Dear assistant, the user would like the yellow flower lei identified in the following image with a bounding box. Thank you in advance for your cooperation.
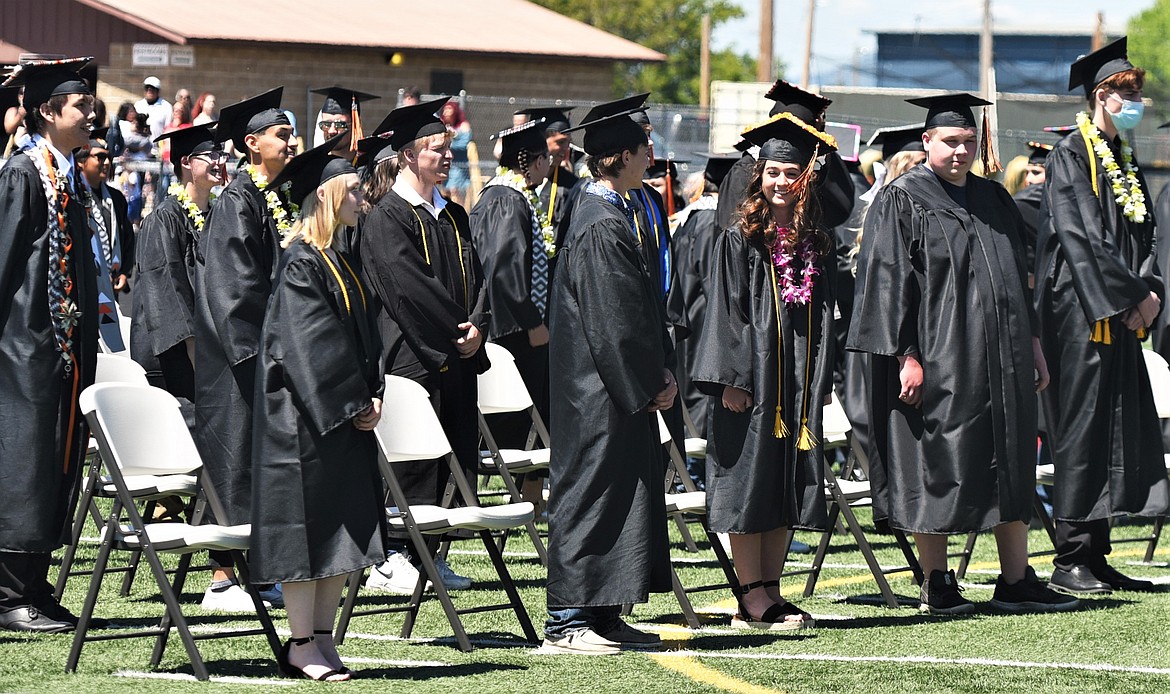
[244,164,300,234]
[493,166,556,257]
[168,182,214,233]
[1076,111,1147,223]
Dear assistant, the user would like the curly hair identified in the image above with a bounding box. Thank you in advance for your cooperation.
[734,157,829,255]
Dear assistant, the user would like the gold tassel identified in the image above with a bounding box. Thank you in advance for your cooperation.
[1137,326,1148,340]
[773,407,790,439]
[796,422,818,451]
[1090,320,1103,343]
[1103,320,1112,345]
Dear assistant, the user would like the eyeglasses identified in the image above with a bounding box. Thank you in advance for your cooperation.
[318,121,350,132]
[192,152,229,165]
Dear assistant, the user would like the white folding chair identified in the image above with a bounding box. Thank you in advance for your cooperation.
[476,341,550,563]
[335,375,538,652]
[66,383,279,681]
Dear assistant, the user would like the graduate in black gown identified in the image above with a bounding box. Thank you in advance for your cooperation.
[543,96,677,655]
[515,106,581,267]
[194,88,296,529]
[667,153,738,437]
[75,128,134,316]
[251,141,384,682]
[849,93,1078,615]
[1036,39,1168,595]
[1011,141,1053,277]
[0,58,101,633]
[470,119,553,448]
[309,85,379,159]
[358,98,488,591]
[131,124,222,406]
[693,114,835,630]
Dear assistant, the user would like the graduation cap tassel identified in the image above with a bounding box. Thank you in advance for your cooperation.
[979,107,1001,175]
[664,158,676,218]
[349,96,363,157]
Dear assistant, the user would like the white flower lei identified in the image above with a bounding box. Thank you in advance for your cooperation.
[1076,111,1147,223]
[491,166,556,257]
[243,164,300,234]
[167,182,214,233]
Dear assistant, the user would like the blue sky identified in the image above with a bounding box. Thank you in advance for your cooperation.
[713,0,1156,86]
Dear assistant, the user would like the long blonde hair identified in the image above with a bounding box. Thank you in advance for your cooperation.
[282,173,358,250]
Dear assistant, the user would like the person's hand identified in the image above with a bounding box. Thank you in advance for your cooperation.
[1137,291,1161,329]
[1123,307,1145,332]
[454,322,483,357]
[649,369,677,411]
[1032,337,1050,393]
[112,274,127,291]
[897,354,923,407]
[354,398,382,431]
[528,324,550,347]
[722,386,753,413]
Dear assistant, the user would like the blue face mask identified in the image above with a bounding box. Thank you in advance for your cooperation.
[1108,93,1144,130]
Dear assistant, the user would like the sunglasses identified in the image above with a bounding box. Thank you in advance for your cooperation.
[318,121,350,132]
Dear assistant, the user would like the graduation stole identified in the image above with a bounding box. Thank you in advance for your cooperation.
[1075,112,1148,344]
[317,246,366,315]
[766,235,820,450]
[408,204,470,311]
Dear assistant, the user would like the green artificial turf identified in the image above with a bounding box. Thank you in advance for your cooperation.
[0,502,1166,693]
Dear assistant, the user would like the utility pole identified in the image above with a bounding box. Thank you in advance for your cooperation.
[700,14,711,108]
[978,0,993,99]
[1092,11,1104,50]
[758,0,773,82]
[800,0,816,89]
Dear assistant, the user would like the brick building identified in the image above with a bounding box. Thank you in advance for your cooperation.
[1,0,663,132]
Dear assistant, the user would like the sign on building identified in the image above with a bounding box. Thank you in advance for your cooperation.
[132,43,169,67]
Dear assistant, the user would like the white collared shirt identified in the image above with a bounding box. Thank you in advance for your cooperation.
[30,133,75,190]
[392,176,447,220]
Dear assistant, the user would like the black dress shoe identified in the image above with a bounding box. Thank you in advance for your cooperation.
[1095,563,1157,592]
[1049,565,1113,596]
[0,606,73,633]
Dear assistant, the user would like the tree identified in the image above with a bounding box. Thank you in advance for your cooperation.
[531,0,762,104]
[1129,1,1170,115]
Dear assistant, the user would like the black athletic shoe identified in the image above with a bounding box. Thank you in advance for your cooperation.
[919,569,975,615]
[990,567,1081,613]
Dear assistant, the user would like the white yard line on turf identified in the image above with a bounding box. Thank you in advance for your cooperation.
[342,656,451,667]
[656,651,1170,676]
[114,670,296,686]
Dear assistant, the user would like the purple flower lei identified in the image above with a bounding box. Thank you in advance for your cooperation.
[771,226,819,306]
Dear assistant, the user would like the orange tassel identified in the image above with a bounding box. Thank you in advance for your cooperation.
[980,107,1002,174]
[349,96,363,156]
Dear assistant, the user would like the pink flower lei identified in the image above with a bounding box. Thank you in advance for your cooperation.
[771,225,819,306]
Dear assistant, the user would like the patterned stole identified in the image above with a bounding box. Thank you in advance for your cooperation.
[81,179,124,351]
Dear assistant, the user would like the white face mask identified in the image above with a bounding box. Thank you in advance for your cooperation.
[1107,92,1144,130]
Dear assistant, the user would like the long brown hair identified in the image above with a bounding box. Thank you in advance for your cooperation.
[734,158,830,255]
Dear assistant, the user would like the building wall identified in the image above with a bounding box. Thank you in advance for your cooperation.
[97,42,615,145]
[0,0,162,63]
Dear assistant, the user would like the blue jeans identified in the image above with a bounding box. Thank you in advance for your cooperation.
[545,606,622,639]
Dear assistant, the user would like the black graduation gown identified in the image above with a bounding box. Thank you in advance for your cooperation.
[692,228,832,533]
[833,171,869,447]
[715,152,755,233]
[470,184,550,446]
[131,195,197,400]
[0,154,98,552]
[848,165,1037,534]
[1012,182,1043,273]
[546,191,672,609]
[359,190,489,500]
[1035,130,1169,522]
[666,198,718,433]
[250,242,387,583]
[192,174,282,525]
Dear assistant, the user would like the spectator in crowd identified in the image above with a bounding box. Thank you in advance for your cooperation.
[401,85,421,106]
[192,92,218,125]
[135,75,171,141]
[439,101,472,206]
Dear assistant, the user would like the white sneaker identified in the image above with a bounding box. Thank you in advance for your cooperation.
[258,583,284,608]
[364,553,429,595]
[200,584,271,613]
[434,557,472,590]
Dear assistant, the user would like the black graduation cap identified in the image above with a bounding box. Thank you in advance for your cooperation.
[696,152,740,187]
[215,87,288,152]
[1068,36,1133,97]
[644,157,686,180]
[1026,141,1054,166]
[733,138,753,152]
[867,123,926,160]
[311,86,380,115]
[492,118,548,162]
[355,133,396,169]
[2,57,92,109]
[514,106,574,133]
[267,134,356,206]
[0,85,20,115]
[764,79,831,123]
[563,93,650,157]
[905,92,992,129]
[740,112,837,166]
[86,126,109,149]
[155,123,219,176]
[380,96,450,150]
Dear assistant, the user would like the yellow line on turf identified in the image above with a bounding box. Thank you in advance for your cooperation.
[650,630,785,694]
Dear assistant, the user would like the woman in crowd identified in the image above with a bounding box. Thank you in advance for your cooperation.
[250,140,387,681]
[439,101,473,206]
[192,92,218,125]
[693,113,836,630]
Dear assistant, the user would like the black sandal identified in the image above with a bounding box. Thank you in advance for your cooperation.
[277,636,349,681]
[731,580,814,631]
[315,629,351,676]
